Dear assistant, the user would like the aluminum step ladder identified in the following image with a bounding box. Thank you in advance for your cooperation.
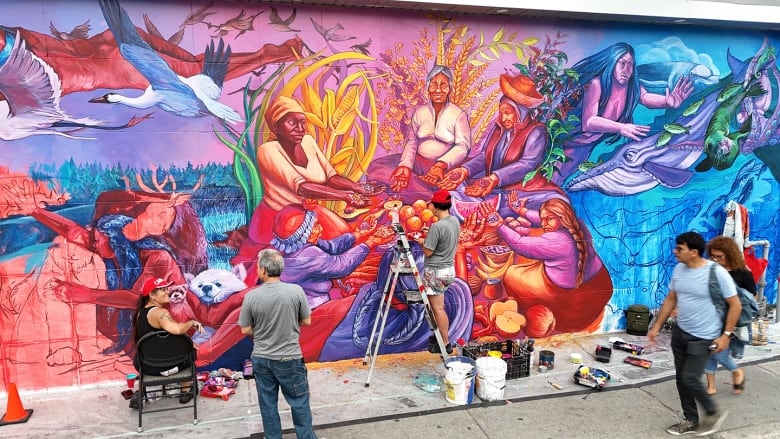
[363,222,451,387]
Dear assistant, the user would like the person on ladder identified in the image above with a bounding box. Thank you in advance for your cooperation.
[414,189,461,355]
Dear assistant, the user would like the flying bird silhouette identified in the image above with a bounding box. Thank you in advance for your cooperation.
[91,0,241,123]
[206,9,262,39]
[0,31,150,140]
[49,20,91,40]
[143,14,185,46]
[350,38,372,55]
[183,1,216,26]
[310,18,356,42]
[268,6,300,32]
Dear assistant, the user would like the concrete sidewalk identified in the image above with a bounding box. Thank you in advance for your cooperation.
[2,322,779,439]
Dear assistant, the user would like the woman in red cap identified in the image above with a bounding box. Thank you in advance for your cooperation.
[131,277,204,407]
[414,189,461,354]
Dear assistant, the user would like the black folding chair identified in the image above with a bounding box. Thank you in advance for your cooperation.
[134,331,198,432]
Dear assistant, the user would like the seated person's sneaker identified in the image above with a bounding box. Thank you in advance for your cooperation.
[129,393,141,410]
[666,419,697,435]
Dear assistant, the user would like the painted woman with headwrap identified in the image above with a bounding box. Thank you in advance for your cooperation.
[232,95,372,285]
[367,65,473,200]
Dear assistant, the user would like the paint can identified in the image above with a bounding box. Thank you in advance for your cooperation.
[444,356,476,405]
[569,353,583,364]
[475,357,507,401]
[538,350,555,370]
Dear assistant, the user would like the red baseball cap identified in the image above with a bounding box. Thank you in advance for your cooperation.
[141,278,174,296]
[430,189,452,204]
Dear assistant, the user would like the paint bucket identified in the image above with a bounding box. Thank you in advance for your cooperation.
[475,357,507,401]
[539,350,555,370]
[444,356,476,405]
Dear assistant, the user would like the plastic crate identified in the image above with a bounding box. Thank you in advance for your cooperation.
[461,340,530,380]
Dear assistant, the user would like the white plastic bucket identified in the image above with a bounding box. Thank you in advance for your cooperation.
[475,357,507,401]
[444,356,476,405]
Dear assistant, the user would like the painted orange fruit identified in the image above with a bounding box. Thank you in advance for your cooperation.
[412,199,427,214]
[399,205,415,222]
[406,216,423,232]
[420,208,434,223]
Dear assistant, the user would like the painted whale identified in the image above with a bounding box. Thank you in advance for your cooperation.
[567,42,776,196]
[564,96,719,196]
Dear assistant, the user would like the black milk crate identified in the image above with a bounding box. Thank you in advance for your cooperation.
[461,340,530,380]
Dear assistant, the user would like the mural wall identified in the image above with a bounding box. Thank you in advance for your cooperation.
[1,0,779,392]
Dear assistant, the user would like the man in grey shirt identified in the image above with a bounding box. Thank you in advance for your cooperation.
[239,249,318,439]
[415,189,460,354]
[648,231,739,436]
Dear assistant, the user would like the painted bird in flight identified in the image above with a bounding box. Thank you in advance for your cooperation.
[310,18,356,42]
[49,20,91,40]
[143,14,185,46]
[268,6,300,32]
[90,0,241,124]
[0,30,150,140]
[207,9,262,39]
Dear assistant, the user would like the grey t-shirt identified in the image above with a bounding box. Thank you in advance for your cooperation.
[669,260,737,340]
[423,214,460,269]
[238,281,311,360]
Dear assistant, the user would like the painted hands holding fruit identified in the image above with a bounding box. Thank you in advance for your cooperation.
[390,166,411,192]
[439,167,468,190]
[464,175,499,197]
[354,215,395,248]
[458,212,487,250]
[418,161,448,187]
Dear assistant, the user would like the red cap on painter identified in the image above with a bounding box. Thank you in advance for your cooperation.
[430,189,452,204]
[141,278,173,296]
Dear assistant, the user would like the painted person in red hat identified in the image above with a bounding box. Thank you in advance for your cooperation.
[131,277,205,407]
[441,74,548,197]
[414,189,461,354]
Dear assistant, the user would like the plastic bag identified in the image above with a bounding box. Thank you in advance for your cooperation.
[199,384,236,401]
[744,248,768,283]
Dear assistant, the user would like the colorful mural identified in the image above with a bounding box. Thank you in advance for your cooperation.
[0,0,778,391]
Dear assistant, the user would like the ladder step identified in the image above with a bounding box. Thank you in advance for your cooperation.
[403,290,423,303]
[391,264,416,274]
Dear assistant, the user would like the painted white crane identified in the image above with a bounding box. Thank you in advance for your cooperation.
[0,30,149,141]
[90,0,241,124]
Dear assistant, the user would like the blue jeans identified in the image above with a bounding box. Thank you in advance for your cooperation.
[252,357,317,439]
[704,348,738,374]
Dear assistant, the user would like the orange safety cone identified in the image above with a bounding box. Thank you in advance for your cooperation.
[0,383,33,426]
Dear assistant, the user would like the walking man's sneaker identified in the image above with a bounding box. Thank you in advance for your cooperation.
[696,410,728,436]
[666,419,698,435]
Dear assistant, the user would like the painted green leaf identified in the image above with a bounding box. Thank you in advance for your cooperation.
[493,27,504,42]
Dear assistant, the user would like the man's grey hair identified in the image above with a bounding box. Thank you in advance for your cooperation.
[426,65,454,87]
[257,249,284,277]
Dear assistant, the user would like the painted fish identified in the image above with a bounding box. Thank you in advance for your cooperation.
[656,131,673,147]
[682,97,705,116]
[663,123,690,135]
[578,160,602,172]
[717,83,742,103]
[696,82,765,172]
